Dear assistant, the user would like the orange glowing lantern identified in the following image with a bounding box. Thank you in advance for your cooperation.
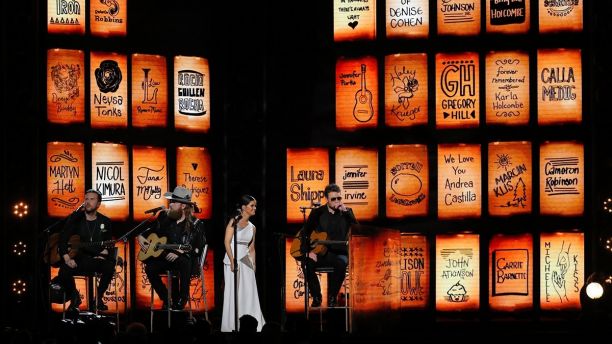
[539,0,583,33]
[400,233,429,309]
[90,52,128,128]
[51,266,88,312]
[189,248,215,312]
[285,237,328,313]
[385,53,428,127]
[488,141,532,216]
[438,144,481,219]
[336,56,378,130]
[92,142,129,221]
[489,233,533,311]
[437,0,481,36]
[436,52,480,128]
[334,0,376,41]
[177,147,212,219]
[485,51,529,126]
[386,0,429,38]
[47,142,85,217]
[386,144,429,218]
[436,234,480,311]
[174,56,210,133]
[90,0,127,37]
[132,146,168,221]
[486,0,530,34]
[47,0,85,35]
[101,240,131,314]
[336,147,378,221]
[287,148,329,223]
[131,54,168,128]
[47,49,85,124]
[540,141,584,216]
[540,232,584,310]
[537,49,582,125]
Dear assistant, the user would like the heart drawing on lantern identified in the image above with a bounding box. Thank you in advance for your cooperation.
[348,21,358,29]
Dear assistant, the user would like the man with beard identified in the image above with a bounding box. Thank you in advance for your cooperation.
[138,186,205,310]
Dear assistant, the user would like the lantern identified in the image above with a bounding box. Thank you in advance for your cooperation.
[436,52,480,129]
[486,0,530,34]
[90,52,128,128]
[335,147,378,221]
[334,0,376,41]
[92,142,129,221]
[47,49,85,124]
[47,142,85,217]
[538,0,583,33]
[101,240,130,314]
[385,53,428,127]
[132,146,168,221]
[485,51,530,126]
[386,144,429,218]
[90,0,127,37]
[177,147,212,219]
[400,233,429,309]
[540,232,584,310]
[386,0,429,38]
[537,49,582,125]
[174,56,210,133]
[488,141,532,216]
[190,249,215,312]
[540,141,584,216]
[131,54,168,128]
[47,0,85,35]
[285,237,328,313]
[286,148,329,223]
[336,56,378,130]
[437,0,481,36]
[438,144,481,219]
[436,234,480,311]
[489,233,533,311]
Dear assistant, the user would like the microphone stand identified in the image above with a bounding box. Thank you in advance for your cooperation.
[299,206,310,321]
[232,212,242,332]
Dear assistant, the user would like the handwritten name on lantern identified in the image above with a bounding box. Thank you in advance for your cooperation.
[336,56,378,130]
[174,56,210,133]
[334,0,376,41]
[189,248,215,312]
[177,147,212,219]
[489,234,533,311]
[336,147,378,220]
[436,234,480,311]
[131,54,167,128]
[539,0,583,33]
[47,0,85,35]
[90,52,127,128]
[537,49,582,125]
[286,148,329,223]
[132,146,167,221]
[92,142,129,221]
[436,52,480,128]
[400,234,429,309]
[488,141,532,216]
[385,53,428,127]
[540,232,584,310]
[438,144,481,219]
[437,0,481,36]
[540,141,584,216]
[486,0,529,34]
[386,0,429,38]
[285,238,328,313]
[90,0,127,37]
[47,142,85,217]
[47,49,85,124]
[386,144,429,218]
[485,51,529,125]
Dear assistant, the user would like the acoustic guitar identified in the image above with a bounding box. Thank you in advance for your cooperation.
[44,233,116,267]
[137,233,192,262]
[352,64,374,122]
[290,230,348,259]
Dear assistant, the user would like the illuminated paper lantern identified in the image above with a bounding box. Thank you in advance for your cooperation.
[51,266,89,312]
[177,147,212,219]
[285,237,328,313]
[540,141,584,216]
[131,54,168,128]
[174,56,211,133]
[90,52,128,128]
[386,144,428,218]
[400,233,429,310]
[485,51,529,126]
[47,0,85,35]
[436,234,480,311]
[540,232,584,310]
[489,233,533,311]
[486,0,529,34]
[537,49,582,125]
[101,240,131,314]
[132,146,168,222]
[539,0,583,33]
[90,0,127,37]
[437,0,481,36]
[286,148,329,223]
[336,147,378,221]
[436,52,480,128]
[386,0,429,38]
[488,141,532,216]
[92,142,129,221]
[385,53,428,127]
[47,49,85,124]
[47,142,85,217]
[334,0,376,41]
[336,56,378,130]
[438,144,481,219]
[189,249,215,312]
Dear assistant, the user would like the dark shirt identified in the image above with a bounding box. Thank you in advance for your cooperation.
[59,211,113,258]
[148,211,205,259]
[304,204,357,255]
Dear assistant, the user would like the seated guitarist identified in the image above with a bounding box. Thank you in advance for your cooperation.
[58,189,115,312]
[304,183,358,307]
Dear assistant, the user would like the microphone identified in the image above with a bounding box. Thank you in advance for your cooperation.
[144,206,166,214]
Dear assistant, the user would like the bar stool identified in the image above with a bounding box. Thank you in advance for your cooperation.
[307,266,351,332]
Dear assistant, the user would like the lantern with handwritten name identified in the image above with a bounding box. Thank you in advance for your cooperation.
[540,141,584,216]
[190,248,215,312]
[488,141,532,216]
[132,146,168,221]
[47,0,85,35]
[101,240,130,314]
[401,233,429,309]
[334,0,376,41]
[385,53,428,127]
[386,144,429,218]
[47,142,85,217]
[386,0,429,38]
[285,237,328,313]
[90,52,128,128]
[438,144,481,219]
[177,147,212,219]
[90,0,127,37]
[537,49,582,125]
[437,0,481,36]
[485,51,529,125]
[51,266,88,312]
[47,49,85,124]
[436,52,480,128]
[436,234,480,311]
[336,147,378,221]
[540,232,584,310]
[174,56,210,133]
[287,148,329,223]
[336,56,378,130]
[92,142,129,221]
[539,0,583,33]
[486,0,529,34]
[131,54,168,128]
[489,233,533,311]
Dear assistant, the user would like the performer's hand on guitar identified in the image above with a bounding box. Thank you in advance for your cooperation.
[308,252,318,262]
[63,254,77,268]
[137,235,150,252]
[166,252,179,262]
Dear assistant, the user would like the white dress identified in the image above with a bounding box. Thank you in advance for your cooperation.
[221,221,265,332]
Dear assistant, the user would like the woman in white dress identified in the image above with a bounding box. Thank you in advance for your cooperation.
[221,195,265,332]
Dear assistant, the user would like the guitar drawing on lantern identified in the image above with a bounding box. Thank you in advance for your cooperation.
[353,64,374,123]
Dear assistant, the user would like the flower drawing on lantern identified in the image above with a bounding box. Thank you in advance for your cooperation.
[51,64,81,99]
[447,281,467,302]
[95,60,122,93]
[392,67,419,109]
[100,0,120,17]
[552,241,571,303]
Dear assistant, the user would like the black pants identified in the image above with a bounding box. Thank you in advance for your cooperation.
[305,251,348,299]
[144,255,191,303]
[57,255,115,300]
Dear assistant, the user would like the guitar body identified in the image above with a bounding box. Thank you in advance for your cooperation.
[290,230,329,259]
[45,234,113,267]
[137,233,167,262]
[353,89,374,122]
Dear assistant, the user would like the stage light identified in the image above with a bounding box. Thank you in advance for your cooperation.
[11,280,27,295]
[581,272,612,318]
[12,242,27,256]
[13,202,29,218]
[586,282,604,300]
[603,198,612,214]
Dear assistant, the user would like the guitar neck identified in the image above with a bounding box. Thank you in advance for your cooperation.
[361,64,366,92]
[74,240,114,248]
[158,244,190,251]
